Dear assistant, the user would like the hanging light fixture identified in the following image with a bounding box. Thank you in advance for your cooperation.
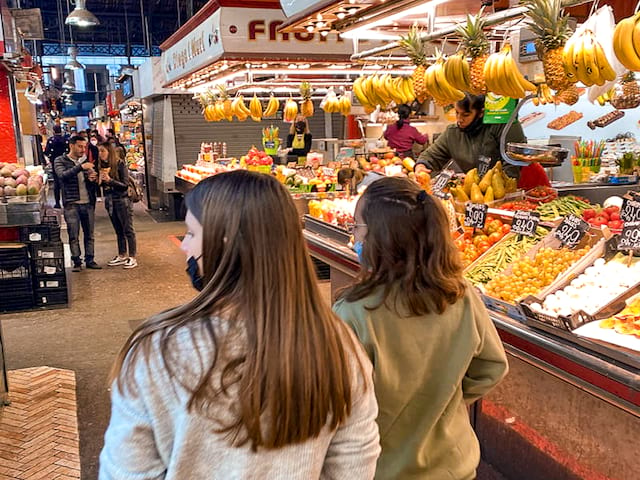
[65,46,84,70]
[62,71,75,90]
[65,0,100,27]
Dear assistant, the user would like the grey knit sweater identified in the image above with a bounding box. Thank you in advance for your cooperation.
[99,318,380,479]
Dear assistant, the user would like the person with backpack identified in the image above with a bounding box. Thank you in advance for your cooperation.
[98,142,138,269]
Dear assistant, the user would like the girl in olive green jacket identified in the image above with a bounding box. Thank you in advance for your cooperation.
[334,177,508,480]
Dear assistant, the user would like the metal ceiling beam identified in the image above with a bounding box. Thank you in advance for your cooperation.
[349,0,592,61]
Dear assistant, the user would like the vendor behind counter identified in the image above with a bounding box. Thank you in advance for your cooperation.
[383,104,428,159]
[285,116,312,164]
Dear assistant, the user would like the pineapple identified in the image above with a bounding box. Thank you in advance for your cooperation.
[524,0,572,91]
[400,26,428,103]
[555,85,579,105]
[621,72,640,98]
[456,9,489,95]
[300,82,314,117]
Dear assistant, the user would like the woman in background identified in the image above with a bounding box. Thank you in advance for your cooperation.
[334,177,508,480]
[100,170,380,479]
[285,115,312,164]
[98,142,138,269]
[383,104,428,159]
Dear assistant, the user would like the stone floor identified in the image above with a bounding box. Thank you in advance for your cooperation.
[0,202,506,480]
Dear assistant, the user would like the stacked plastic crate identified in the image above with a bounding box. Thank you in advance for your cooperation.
[21,215,68,307]
[0,243,34,312]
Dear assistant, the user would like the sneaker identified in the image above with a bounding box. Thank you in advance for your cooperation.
[123,258,138,269]
[108,255,127,266]
[86,261,102,270]
[72,263,82,272]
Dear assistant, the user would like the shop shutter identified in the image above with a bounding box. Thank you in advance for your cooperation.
[171,95,344,165]
[150,96,165,179]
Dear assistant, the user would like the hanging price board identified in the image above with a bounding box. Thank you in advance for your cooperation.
[464,203,488,229]
[477,156,492,179]
[616,221,640,251]
[554,214,589,248]
[511,210,541,237]
[432,169,454,194]
[620,197,640,223]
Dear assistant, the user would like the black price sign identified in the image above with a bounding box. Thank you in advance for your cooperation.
[464,203,489,229]
[511,210,541,237]
[554,214,589,248]
[620,197,640,223]
[616,221,640,250]
[478,156,492,179]
[432,169,453,193]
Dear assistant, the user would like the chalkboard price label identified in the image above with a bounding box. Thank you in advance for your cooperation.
[432,169,454,193]
[554,214,589,248]
[616,221,640,251]
[464,203,489,229]
[511,210,541,237]
[620,197,640,223]
[478,156,492,179]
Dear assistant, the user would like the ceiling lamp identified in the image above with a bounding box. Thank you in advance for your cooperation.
[65,0,100,27]
[65,47,84,70]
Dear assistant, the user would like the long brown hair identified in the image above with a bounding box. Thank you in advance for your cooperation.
[111,170,363,450]
[340,176,466,315]
[98,142,120,180]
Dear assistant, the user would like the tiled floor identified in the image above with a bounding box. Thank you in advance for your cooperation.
[0,367,80,479]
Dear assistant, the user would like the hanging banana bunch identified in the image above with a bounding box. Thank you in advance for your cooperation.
[263,94,279,117]
[216,85,233,121]
[424,54,466,106]
[231,95,251,121]
[283,98,299,122]
[443,51,472,93]
[563,29,617,87]
[483,44,537,98]
[612,11,640,72]
[321,88,341,113]
[249,94,263,122]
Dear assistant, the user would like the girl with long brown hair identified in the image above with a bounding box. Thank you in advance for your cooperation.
[334,176,508,480]
[99,170,380,479]
[98,142,138,269]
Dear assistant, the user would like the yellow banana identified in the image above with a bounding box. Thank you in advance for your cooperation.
[403,77,416,103]
[613,13,640,71]
[263,95,279,117]
[573,34,589,85]
[236,96,252,117]
[483,54,497,93]
[501,51,526,98]
[250,94,262,121]
[592,37,617,82]
[581,31,602,86]
[631,16,640,69]
[562,34,579,82]
[433,59,464,104]
[352,77,369,107]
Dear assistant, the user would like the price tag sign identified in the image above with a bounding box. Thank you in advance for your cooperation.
[433,190,450,200]
[620,197,640,222]
[554,214,589,248]
[511,210,541,237]
[478,156,492,179]
[322,167,335,177]
[432,169,454,194]
[464,203,489,229]
[616,221,640,250]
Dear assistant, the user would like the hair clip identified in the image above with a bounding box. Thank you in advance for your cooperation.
[417,190,428,203]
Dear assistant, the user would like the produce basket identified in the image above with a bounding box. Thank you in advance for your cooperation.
[524,186,558,204]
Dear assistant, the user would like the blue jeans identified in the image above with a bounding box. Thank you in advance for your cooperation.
[63,203,95,265]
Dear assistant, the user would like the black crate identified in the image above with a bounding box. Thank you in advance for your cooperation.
[0,244,30,275]
[33,273,66,290]
[32,257,64,275]
[42,215,59,226]
[0,278,34,312]
[20,224,61,244]
[29,242,64,260]
[34,287,68,307]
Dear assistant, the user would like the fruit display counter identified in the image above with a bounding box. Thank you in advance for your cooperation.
[303,188,640,479]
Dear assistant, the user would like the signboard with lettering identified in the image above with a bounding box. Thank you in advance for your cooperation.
[162,10,223,84]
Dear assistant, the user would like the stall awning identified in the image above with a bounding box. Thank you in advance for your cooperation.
[160,0,357,89]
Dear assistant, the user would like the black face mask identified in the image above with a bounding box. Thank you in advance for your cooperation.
[186,255,204,291]
[459,113,484,135]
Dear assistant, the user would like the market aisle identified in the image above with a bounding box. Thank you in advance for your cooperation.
[1,203,195,480]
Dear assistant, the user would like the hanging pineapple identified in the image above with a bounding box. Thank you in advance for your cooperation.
[621,71,640,98]
[555,84,579,105]
[216,85,233,121]
[399,26,429,103]
[524,0,572,92]
[456,9,490,95]
[300,82,314,117]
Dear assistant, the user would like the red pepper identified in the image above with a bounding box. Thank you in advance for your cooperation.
[518,162,551,191]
